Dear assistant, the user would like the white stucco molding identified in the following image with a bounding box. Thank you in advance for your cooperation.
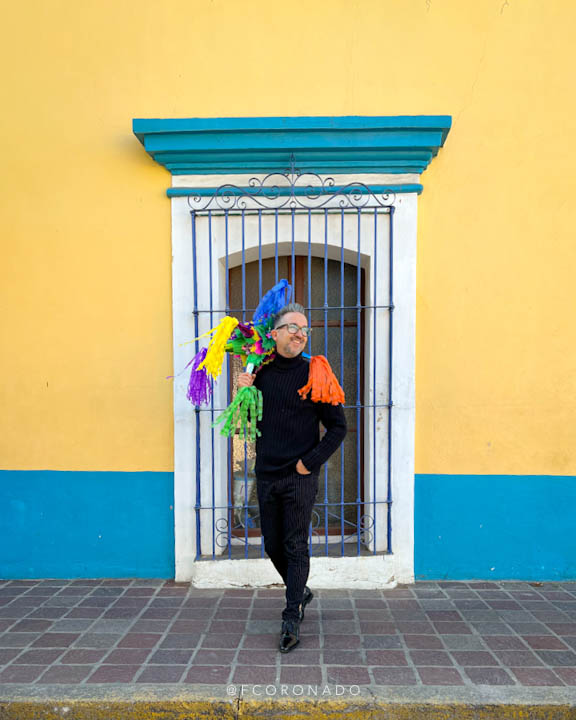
[171,175,417,587]
[132,115,451,587]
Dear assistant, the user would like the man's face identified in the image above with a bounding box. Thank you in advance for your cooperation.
[271,311,309,359]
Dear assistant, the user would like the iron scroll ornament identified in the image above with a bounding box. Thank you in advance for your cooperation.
[186,170,396,212]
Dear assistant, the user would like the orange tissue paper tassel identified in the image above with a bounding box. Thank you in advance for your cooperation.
[297,355,345,405]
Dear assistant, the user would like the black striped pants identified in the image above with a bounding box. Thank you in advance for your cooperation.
[256,470,319,623]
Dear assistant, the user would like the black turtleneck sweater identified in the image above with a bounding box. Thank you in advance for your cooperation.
[253,353,347,480]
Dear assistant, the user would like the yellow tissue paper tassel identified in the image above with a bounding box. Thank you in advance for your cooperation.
[197,316,239,379]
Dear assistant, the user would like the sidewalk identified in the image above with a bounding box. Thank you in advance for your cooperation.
[1,578,575,718]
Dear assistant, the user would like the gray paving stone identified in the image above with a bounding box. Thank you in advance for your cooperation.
[203,633,244,648]
[365,650,408,666]
[136,665,187,683]
[463,667,515,685]
[0,664,46,682]
[322,649,363,665]
[535,649,576,666]
[451,650,499,666]
[87,664,140,683]
[73,633,121,648]
[418,600,458,610]
[37,665,93,684]
[232,664,277,683]
[148,649,194,665]
[60,648,107,664]
[11,648,64,664]
[403,634,443,649]
[0,633,41,647]
[494,611,535,622]
[91,587,126,597]
[0,648,24,664]
[49,619,96,632]
[409,650,453,666]
[507,622,553,635]
[493,650,544,666]
[236,649,279,664]
[184,665,231,684]
[27,608,69,619]
[117,633,163,649]
[471,622,514,635]
[280,665,323,684]
[159,633,202,649]
[245,620,279,634]
[457,610,502,620]
[362,635,402,649]
[412,589,445,598]
[325,665,371,684]
[43,597,80,607]
[451,600,490,610]
[89,619,135,633]
[511,667,564,686]
[389,611,429,621]
[8,619,52,633]
[417,666,464,685]
[372,666,418,684]
[441,635,488,650]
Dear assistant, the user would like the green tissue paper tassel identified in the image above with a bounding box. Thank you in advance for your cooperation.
[212,386,263,442]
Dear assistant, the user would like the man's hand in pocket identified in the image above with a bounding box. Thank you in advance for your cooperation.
[296,459,311,475]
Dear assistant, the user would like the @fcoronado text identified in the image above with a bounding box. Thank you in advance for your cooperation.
[228,684,361,697]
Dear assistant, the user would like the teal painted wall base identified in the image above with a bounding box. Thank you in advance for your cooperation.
[3,471,574,580]
[415,474,576,581]
[0,471,175,579]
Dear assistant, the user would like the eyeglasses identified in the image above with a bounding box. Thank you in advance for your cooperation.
[274,323,312,337]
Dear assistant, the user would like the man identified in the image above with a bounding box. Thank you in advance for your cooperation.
[237,303,347,652]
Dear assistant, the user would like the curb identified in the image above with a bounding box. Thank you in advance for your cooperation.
[1,700,576,720]
[1,686,576,720]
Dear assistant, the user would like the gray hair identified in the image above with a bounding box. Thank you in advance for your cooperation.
[273,303,307,328]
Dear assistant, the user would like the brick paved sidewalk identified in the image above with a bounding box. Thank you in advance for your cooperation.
[0,578,575,696]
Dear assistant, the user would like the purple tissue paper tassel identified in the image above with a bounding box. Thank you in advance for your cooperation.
[236,322,254,338]
[253,279,292,322]
[186,348,212,406]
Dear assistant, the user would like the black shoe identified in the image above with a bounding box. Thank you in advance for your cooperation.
[299,586,314,622]
[279,619,300,653]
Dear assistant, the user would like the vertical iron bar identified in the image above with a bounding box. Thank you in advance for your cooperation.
[307,210,312,312]
[387,206,395,553]
[241,210,246,322]
[356,209,362,556]
[340,208,345,557]
[372,209,378,555]
[225,210,232,558]
[323,209,329,553]
[209,210,216,558]
[307,209,313,553]
[274,209,279,284]
[258,209,263,299]
[191,210,202,560]
[258,209,264,558]
[242,210,249,556]
[291,208,295,295]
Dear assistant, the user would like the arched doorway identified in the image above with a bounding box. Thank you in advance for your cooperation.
[228,256,366,552]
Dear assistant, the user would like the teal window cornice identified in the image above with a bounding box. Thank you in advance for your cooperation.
[132,115,451,181]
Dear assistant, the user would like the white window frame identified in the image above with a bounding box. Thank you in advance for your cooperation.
[170,173,417,588]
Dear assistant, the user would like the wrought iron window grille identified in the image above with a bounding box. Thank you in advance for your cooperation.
[188,158,394,560]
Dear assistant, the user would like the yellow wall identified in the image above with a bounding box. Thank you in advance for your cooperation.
[1,0,574,474]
